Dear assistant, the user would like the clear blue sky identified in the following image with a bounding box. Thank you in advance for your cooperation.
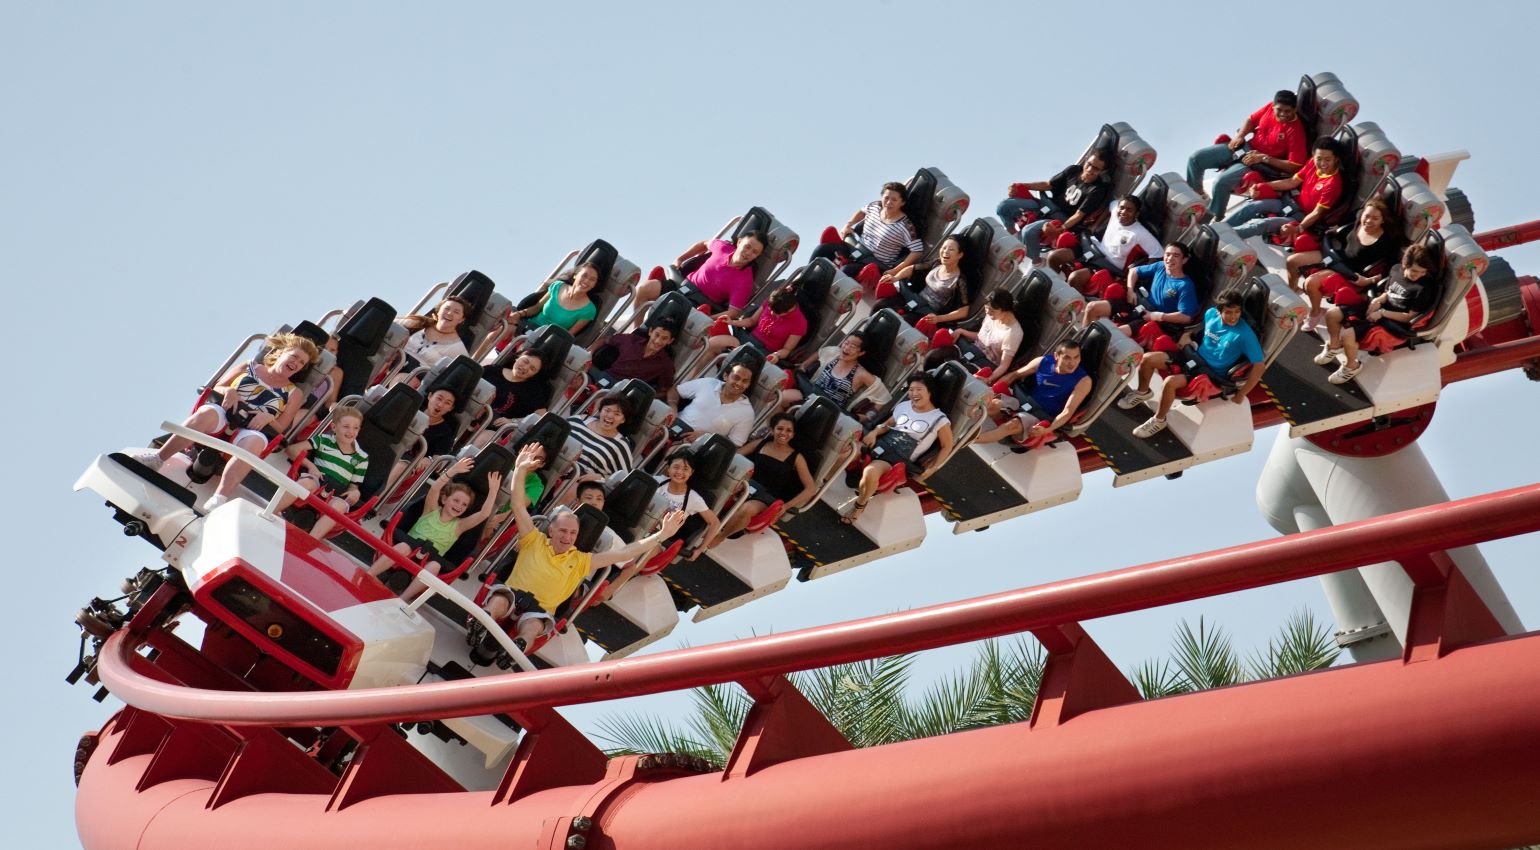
[6,2,1538,845]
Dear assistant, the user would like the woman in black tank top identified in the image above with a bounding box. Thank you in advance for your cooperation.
[710,413,816,546]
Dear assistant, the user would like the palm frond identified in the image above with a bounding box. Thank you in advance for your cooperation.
[792,654,916,747]
[686,682,753,757]
[1169,617,1246,690]
[592,712,724,765]
[964,638,1047,728]
[1248,608,1341,679]
[1128,658,1192,699]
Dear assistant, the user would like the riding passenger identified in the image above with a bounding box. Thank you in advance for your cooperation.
[1295,197,1400,331]
[712,413,817,544]
[1186,89,1308,217]
[672,362,757,445]
[567,396,635,480]
[1047,195,1164,294]
[842,373,954,524]
[1082,242,1199,355]
[873,235,974,327]
[1224,138,1345,241]
[929,289,1024,376]
[368,456,503,600]
[510,262,600,337]
[1119,290,1265,439]
[978,339,1093,446]
[701,284,807,365]
[812,181,925,287]
[592,320,683,396]
[1000,149,1113,261]
[629,230,769,322]
[478,351,551,442]
[1313,243,1440,386]
[479,444,685,650]
[400,296,472,372]
[280,404,369,539]
[780,331,878,411]
[135,332,319,513]
[652,448,723,562]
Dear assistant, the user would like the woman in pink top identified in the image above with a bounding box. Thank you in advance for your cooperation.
[627,229,769,325]
[701,285,808,365]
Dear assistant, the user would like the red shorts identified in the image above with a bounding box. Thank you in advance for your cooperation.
[1176,373,1223,403]
[1135,321,1181,355]
[1292,232,1323,253]
[1319,272,1367,308]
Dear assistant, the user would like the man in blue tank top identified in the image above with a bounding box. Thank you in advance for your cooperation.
[979,339,1094,445]
[1124,289,1266,438]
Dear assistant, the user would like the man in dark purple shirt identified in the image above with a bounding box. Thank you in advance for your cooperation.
[593,324,679,394]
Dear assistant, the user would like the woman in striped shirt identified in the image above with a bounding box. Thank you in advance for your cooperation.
[566,396,635,481]
[812,181,925,286]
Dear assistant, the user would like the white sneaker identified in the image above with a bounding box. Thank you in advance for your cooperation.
[1117,389,1152,410]
[1301,309,1325,333]
[1132,416,1168,438]
[130,450,165,471]
[1313,345,1342,366]
[1328,362,1362,385]
[202,494,229,512]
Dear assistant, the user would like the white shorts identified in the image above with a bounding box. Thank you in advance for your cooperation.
[198,403,270,448]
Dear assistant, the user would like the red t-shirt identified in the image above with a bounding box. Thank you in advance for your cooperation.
[1296,161,1343,215]
[1248,104,1308,168]
[752,306,808,353]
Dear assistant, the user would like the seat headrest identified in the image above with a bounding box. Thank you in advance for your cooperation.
[1076,321,1111,385]
[338,297,397,357]
[1091,123,1119,164]
[1238,280,1270,336]
[511,412,572,460]
[792,396,840,455]
[603,379,656,438]
[904,168,938,239]
[363,384,424,439]
[1139,175,1170,234]
[858,309,902,373]
[573,503,609,553]
[1018,269,1054,317]
[603,469,660,530]
[789,258,838,313]
[955,218,992,292]
[682,433,736,488]
[501,324,574,382]
[575,239,619,295]
[447,270,495,319]
[646,291,693,335]
[422,355,483,415]
[928,361,968,412]
[463,443,516,508]
[733,206,774,240]
[721,344,765,387]
[290,320,330,351]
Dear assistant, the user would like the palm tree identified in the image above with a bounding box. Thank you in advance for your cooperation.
[595,609,1340,766]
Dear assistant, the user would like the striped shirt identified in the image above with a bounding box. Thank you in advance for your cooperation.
[566,416,634,478]
[309,432,369,490]
[859,201,925,267]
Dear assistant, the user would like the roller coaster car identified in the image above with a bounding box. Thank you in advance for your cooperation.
[647,432,793,619]
[573,470,677,658]
[780,363,977,581]
[1264,223,1489,437]
[927,320,1138,532]
[1086,272,1298,486]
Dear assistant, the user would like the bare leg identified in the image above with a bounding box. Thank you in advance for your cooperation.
[1287,251,1322,289]
[214,434,268,498]
[714,500,766,545]
[159,407,223,461]
[1303,271,1328,314]
[1155,374,1187,420]
[702,332,739,361]
[1323,307,1345,350]
[1341,328,1361,371]
[1082,299,1113,326]
[308,496,349,539]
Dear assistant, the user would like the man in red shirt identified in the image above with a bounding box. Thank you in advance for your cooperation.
[1186,89,1309,217]
[1225,138,1345,241]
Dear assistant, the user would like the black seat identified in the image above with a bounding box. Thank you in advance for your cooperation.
[357,384,424,501]
[857,309,902,375]
[1295,74,1321,143]
[1075,321,1112,397]
[1184,226,1221,309]
[719,343,765,388]
[603,469,662,542]
[786,259,837,329]
[447,271,495,330]
[575,240,618,298]
[790,396,839,470]
[336,298,397,398]
[422,356,483,417]
[1377,232,1446,345]
[645,291,693,335]
[904,168,938,244]
[506,412,572,505]
[929,361,968,414]
[1137,174,1171,237]
[734,206,774,240]
[683,433,737,506]
[1011,271,1052,362]
[953,218,994,306]
[1238,279,1270,340]
[493,324,573,384]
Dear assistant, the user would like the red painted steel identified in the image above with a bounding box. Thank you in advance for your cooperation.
[95,481,1540,726]
[1474,219,1540,251]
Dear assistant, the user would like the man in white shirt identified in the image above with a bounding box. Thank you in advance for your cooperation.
[1045,195,1164,298]
[671,363,756,445]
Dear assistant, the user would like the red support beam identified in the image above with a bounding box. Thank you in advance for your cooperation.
[95,480,1540,728]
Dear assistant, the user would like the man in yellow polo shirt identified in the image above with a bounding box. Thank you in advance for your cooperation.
[482,444,684,651]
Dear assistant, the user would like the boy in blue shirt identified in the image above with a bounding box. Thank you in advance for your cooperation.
[1083,242,1200,353]
[1119,290,1266,438]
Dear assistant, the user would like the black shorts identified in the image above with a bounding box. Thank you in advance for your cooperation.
[871,430,919,464]
[658,278,724,312]
[390,525,444,560]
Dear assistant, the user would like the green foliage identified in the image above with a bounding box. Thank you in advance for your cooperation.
[595,610,1341,764]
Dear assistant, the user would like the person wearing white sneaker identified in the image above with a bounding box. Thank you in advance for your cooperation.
[1131,291,1266,439]
[1296,198,1399,330]
[1318,243,1440,388]
[147,333,318,504]
[202,494,229,512]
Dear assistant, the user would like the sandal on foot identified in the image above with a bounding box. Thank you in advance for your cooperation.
[840,498,870,525]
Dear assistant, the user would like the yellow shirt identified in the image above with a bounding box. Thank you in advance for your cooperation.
[508,529,594,613]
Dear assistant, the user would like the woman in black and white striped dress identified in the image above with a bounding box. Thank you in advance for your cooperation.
[566,396,635,481]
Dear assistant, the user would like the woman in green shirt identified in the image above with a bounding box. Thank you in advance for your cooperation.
[511,262,601,336]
